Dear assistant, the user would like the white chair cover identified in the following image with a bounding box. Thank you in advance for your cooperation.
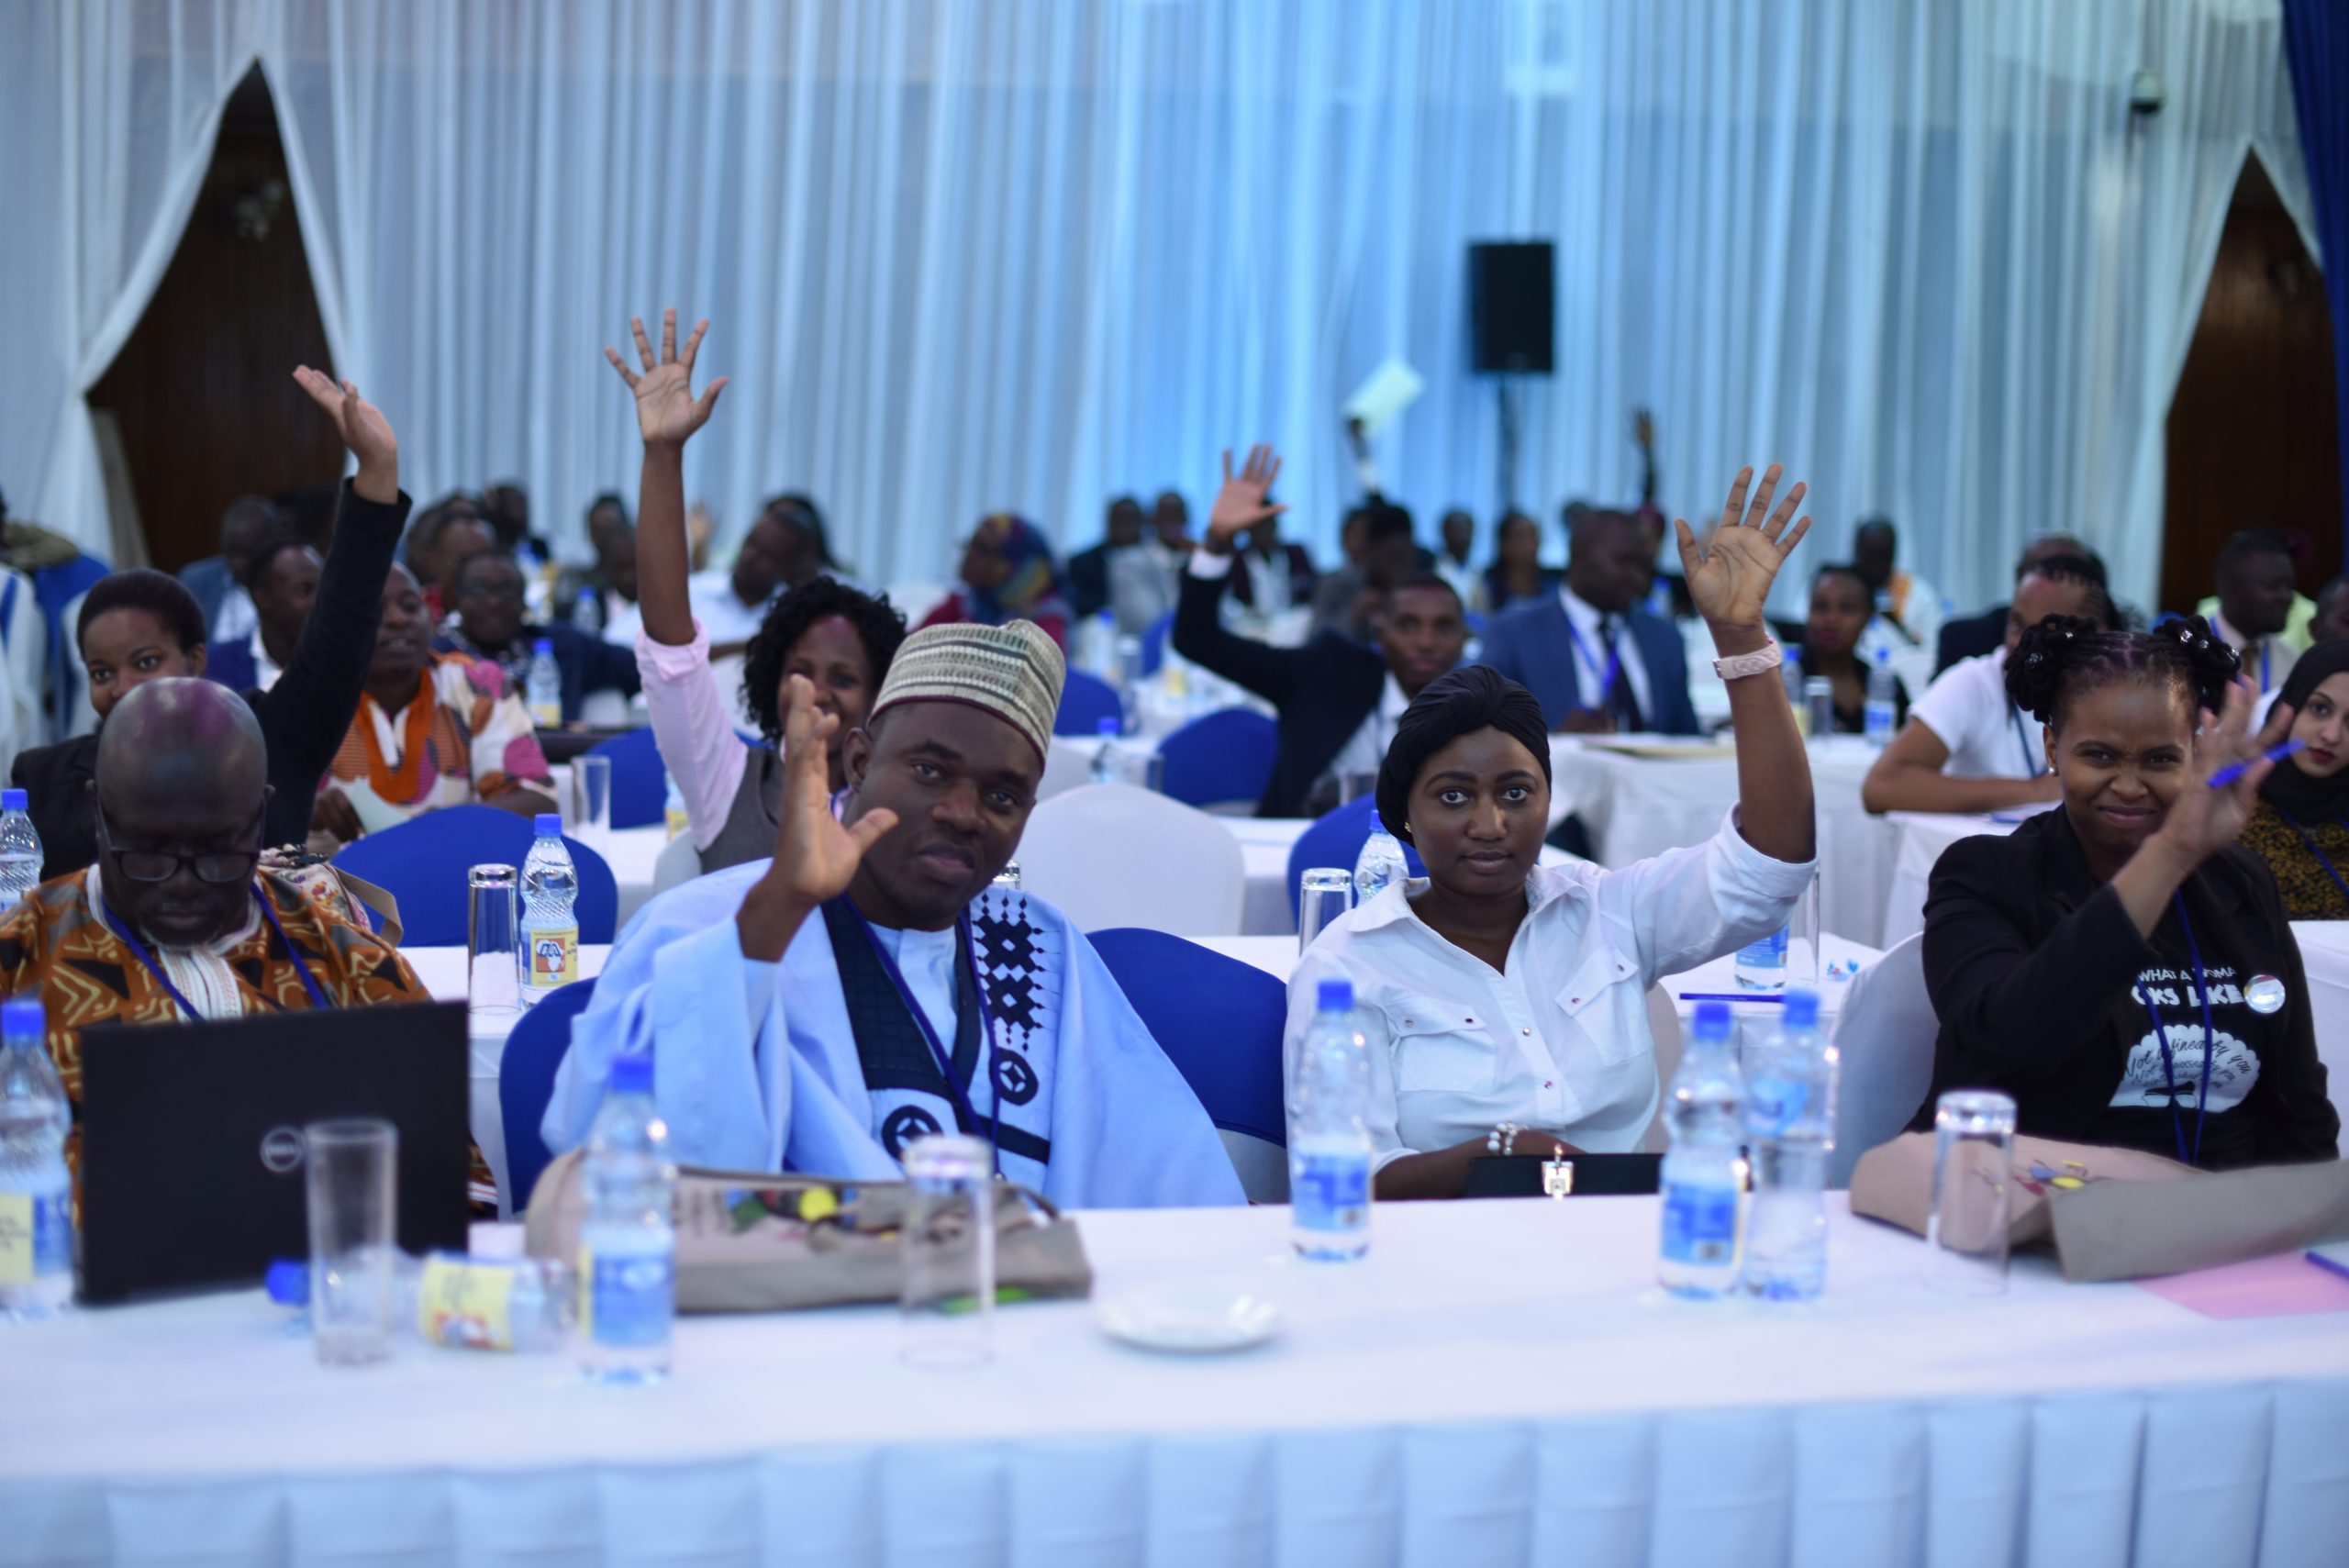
[650,828,703,899]
[1018,783,1245,937]
[1826,933,1938,1188]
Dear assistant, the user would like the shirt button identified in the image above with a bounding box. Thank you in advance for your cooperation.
[1543,1080,1553,1088]
[1521,1027,1532,1036]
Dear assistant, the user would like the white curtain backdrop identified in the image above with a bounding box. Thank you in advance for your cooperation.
[0,0,2318,617]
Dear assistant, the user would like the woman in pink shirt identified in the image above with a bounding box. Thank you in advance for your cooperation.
[605,309,907,872]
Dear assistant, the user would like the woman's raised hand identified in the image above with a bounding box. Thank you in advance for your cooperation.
[605,308,728,450]
[1676,463,1811,645]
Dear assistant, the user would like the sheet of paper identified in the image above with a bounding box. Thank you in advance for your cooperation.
[2136,1251,2349,1319]
[1341,359,1425,440]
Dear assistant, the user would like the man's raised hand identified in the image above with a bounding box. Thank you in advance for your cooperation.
[1204,444,1287,553]
[605,308,728,450]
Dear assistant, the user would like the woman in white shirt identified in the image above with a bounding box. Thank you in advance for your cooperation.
[1286,465,1822,1198]
[1860,557,2114,816]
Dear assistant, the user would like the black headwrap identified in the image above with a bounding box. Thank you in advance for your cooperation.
[2259,639,2349,822]
[1375,665,1553,844]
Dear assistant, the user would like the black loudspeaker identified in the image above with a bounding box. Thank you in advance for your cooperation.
[1467,241,1555,374]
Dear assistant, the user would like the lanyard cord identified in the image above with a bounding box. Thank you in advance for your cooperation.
[100,884,332,1020]
[1565,615,1625,711]
[2275,808,2349,906]
[842,901,1002,1174]
[2131,890,2216,1167]
[2009,700,2041,777]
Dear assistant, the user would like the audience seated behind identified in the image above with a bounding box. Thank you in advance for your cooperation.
[1172,445,1466,818]
[1308,500,1421,642]
[1287,466,1820,1200]
[12,369,406,878]
[1481,510,1557,615]
[918,512,1073,651]
[601,484,826,656]
[2310,576,2349,647]
[2195,529,2304,696]
[1916,615,2337,1168]
[176,495,279,647]
[1066,495,1180,633]
[1478,504,1700,735]
[2235,640,2349,919]
[1433,508,1490,617]
[1226,510,1317,616]
[409,500,495,626]
[554,492,640,634]
[605,310,908,874]
[542,609,1241,1209]
[1786,563,1909,733]
[0,679,427,1172]
[312,562,555,842]
[1932,533,2099,678]
[1860,555,2115,816]
[1851,515,1943,665]
[434,548,640,723]
[205,538,320,695]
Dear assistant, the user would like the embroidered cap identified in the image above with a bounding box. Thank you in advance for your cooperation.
[868,620,1065,762]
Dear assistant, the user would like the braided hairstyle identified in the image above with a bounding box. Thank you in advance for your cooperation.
[2005,614,2242,734]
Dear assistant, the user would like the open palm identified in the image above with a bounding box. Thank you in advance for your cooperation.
[770,675,896,907]
[605,308,728,448]
[1675,463,1811,630]
[292,366,396,472]
[1207,444,1287,548]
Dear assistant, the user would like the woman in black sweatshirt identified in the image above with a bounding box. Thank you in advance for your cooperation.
[1919,614,2338,1168]
[9,370,408,880]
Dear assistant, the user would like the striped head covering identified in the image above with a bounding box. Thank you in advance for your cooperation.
[869,620,1065,762]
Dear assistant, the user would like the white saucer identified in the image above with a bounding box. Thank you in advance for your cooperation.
[1096,1288,1282,1353]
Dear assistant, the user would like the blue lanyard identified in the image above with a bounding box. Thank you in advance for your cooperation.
[100,884,332,1020]
[2261,645,2271,694]
[1565,616,1624,709]
[841,901,1001,1174]
[2276,809,2349,906]
[2009,700,2041,777]
[2131,891,2216,1168]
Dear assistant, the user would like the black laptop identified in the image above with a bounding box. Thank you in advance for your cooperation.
[77,1003,473,1304]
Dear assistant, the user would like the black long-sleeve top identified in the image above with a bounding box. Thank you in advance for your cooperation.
[13,481,409,879]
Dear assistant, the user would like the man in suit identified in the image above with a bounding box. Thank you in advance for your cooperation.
[1065,495,1175,632]
[1228,506,1317,615]
[1479,506,1700,734]
[1934,533,2098,677]
[177,495,282,645]
[1173,445,1465,817]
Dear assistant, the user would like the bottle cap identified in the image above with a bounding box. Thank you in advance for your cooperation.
[1,788,24,810]
[1691,999,1732,1040]
[1,996,42,1037]
[1097,717,1119,736]
[1316,977,1353,1012]
[264,1259,309,1307]
[533,813,563,836]
[533,638,553,654]
[1784,988,1820,1028]
[609,1050,654,1095]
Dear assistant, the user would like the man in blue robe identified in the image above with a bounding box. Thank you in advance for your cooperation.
[544,619,1242,1207]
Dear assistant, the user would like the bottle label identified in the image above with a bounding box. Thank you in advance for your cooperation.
[1291,1149,1371,1233]
[0,1189,72,1284]
[1660,1179,1740,1265]
[529,699,562,728]
[578,1245,674,1348]
[523,925,579,989]
[1735,927,1788,968]
[416,1256,518,1351]
[1746,1073,1810,1139]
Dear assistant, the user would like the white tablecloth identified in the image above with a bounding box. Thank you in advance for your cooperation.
[6,1198,2344,1567]
[1880,810,2024,951]
[1550,734,1898,948]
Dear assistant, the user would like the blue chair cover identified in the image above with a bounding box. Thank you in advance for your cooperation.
[1052,669,1124,738]
[1284,794,1426,923]
[331,805,619,946]
[586,727,668,830]
[498,977,597,1211]
[34,552,111,742]
[1089,928,1286,1149]
[1155,708,1277,809]
[1139,611,1175,677]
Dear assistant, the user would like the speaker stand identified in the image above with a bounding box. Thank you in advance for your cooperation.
[1496,377,1520,516]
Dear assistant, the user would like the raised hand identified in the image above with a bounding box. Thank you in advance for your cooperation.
[1205,444,1287,552]
[2155,680,2294,868]
[739,675,897,960]
[293,366,398,504]
[1675,463,1811,649]
[605,308,728,450]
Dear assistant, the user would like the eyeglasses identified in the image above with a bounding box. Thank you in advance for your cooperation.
[95,803,263,885]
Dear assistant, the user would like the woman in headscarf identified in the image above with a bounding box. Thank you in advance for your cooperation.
[2239,639,2349,918]
[919,513,1072,650]
[1285,465,1823,1198]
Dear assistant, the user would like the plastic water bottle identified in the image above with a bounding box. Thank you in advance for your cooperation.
[1353,828,1408,906]
[1742,988,1836,1301]
[1864,651,1898,746]
[573,585,604,636]
[578,1051,676,1382]
[662,771,688,840]
[265,1251,574,1351]
[1658,1000,1745,1299]
[525,639,562,728]
[0,789,41,908]
[0,998,72,1319]
[1733,925,1787,991]
[1090,716,1122,784]
[518,815,578,1006]
[1288,978,1373,1261]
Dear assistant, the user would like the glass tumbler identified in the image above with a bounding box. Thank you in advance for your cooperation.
[467,865,520,1022]
[1297,868,1353,952]
[1804,676,1835,740]
[306,1118,397,1366]
[571,754,613,845]
[1785,870,1821,988]
[900,1134,996,1368]
[1927,1090,2018,1296]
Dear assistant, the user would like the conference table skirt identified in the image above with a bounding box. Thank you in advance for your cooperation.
[6,1200,2346,1568]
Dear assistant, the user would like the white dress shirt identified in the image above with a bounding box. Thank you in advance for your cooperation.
[248,627,284,693]
[1909,648,2045,780]
[2210,610,2298,696]
[1559,584,1654,720]
[1287,808,1814,1164]
[605,570,774,648]
[1316,673,1411,804]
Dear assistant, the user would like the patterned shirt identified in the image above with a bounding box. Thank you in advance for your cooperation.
[323,653,552,819]
[2240,800,2349,920]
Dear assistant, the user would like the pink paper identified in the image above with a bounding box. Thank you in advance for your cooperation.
[2137,1252,2349,1319]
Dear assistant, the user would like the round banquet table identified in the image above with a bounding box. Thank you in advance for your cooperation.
[6,1197,2344,1567]
[1548,734,1898,948]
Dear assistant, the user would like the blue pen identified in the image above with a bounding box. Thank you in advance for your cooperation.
[2208,737,2306,789]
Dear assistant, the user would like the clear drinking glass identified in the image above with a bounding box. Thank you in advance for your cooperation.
[571,755,613,845]
[305,1118,397,1366]
[1927,1090,2018,1296]
[1785,870,1821,987]
[1803,676,1835,740]
[467,865,519,1021]
[1340,770,1379,805]
[900,1134,996,1368]
[1297,868,1353,952]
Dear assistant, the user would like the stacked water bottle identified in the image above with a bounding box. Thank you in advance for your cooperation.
[525,639,563,729]
[519,816,579,1006]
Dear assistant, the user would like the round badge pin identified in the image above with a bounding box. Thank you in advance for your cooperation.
[2243,973,2287,1016]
